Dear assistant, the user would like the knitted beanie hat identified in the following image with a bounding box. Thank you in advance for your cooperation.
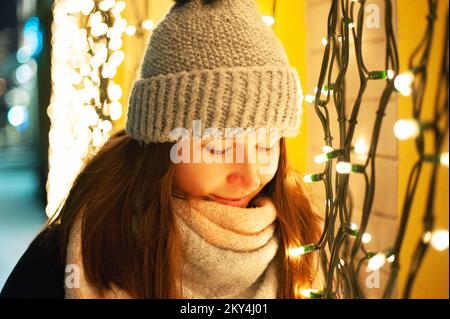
[125,0,303,144]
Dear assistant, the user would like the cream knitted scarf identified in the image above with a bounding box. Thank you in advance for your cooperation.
[65,196,281,299]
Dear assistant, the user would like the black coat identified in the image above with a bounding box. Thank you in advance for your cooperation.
[0,227,65,299]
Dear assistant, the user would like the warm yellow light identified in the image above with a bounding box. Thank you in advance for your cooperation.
[368,253,386,271]
[300,289,320,298]
[362,233,372,244]
[125,25,136,36]
[109,50,125,68]
[305,94,315,104]
[422,231,432,243]
[262,16,275,26]
[430,230,449,251]
[289,246,305,257]
[99,0,115,11]
[303,173,322,183]
[441,152,449,167]
[107,81,122,101]
[322,37,328,46]
[394,71,414,96]
[354,138,368,155]
[387,254,395,263]
[336,162,352,174]
[322,146,333,153]
[109,101,122,121]
[314,153,328,164]
[80,0,95,15]
[47,0,126,218]
[142,19,155,30]
[113,1,126,13]
[394,119,420,140]
[387,69,395,80]
[109,38,123,51]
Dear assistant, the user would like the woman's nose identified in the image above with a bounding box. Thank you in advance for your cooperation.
[226,163,261,191]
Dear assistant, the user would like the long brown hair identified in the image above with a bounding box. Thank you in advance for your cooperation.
[43,129,323,298]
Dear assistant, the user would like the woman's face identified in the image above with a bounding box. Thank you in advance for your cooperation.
[172,132,281,208]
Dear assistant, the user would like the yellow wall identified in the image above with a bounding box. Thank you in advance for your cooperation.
[114,0,173,129]
[263,0,309,173]
[397,0,449,298]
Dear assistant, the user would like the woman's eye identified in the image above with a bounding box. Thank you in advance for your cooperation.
[205,145,231,155]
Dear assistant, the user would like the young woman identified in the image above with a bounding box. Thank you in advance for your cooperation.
[1,0,323,299]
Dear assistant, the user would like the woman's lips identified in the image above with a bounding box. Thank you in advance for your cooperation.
[210,194,252,208]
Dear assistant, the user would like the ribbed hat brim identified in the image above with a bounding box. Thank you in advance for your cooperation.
[126,65,303,143]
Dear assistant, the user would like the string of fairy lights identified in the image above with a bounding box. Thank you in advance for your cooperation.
[384,1,449,299]
[46,0,154,217]
[287,0,449,299]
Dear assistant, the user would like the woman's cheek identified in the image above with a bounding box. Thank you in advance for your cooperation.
[256,147,280,179]
[174,163,224,196]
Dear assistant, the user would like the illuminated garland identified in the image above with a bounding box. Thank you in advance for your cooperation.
[289,0,449,299]
[47,0,129,218]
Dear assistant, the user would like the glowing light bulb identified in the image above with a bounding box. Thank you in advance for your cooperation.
[322,37,328,46]
[91,23,108,37]
[441,152,449,167]
[314,153,328,164]
[92,127,104,147]
[368,253,386,271]
[387,254,395,263]
[322,146,333,153]
[125,25,136,36]
[394,71,414,96]
[109,50,125,68]
[113,1,126,13]
[7,105,28,127]
[99,0,115,11]
[300,289,321,298]
[141,19,155,30]
[81,0,95,15]
[394,119,420,140]
[387,69,395,80]
[109,38,123,51]
[289,247,305,257]
[262,16,275,26]
[107,81,122,101]
[350,223,358,230]
[305,94,315,104]
[109,101,122,120]
[80,64,91,76]
[289,243,318,257]
[101,63,116,79]
[430,230,449,251]
[303,174,323,183]
[354,138,368,155]
[362,233,372,244]
[314,150,342,164]
[348,22,355,29]
[336,162,352,174]
[423,231,432,244]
